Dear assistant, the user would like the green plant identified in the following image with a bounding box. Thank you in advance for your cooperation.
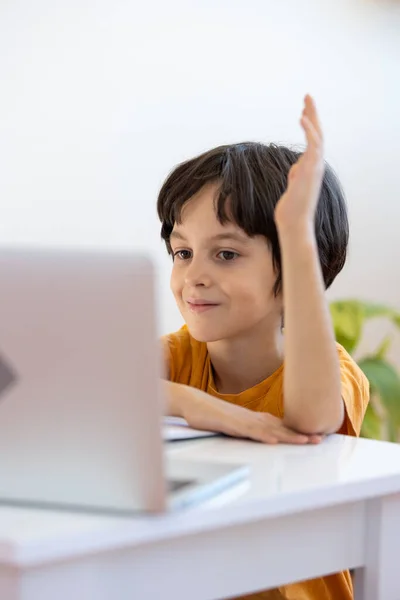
[330,300,400,442]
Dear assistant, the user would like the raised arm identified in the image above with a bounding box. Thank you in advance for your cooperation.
[275,95,344,435]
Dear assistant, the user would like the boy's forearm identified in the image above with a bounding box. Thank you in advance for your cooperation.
[279,224,344,435]
[163,380,315,444]
[164,380,217,422]
[163,380,236,431]
[164,380,186,416]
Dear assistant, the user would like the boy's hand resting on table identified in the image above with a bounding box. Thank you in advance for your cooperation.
[165,381,322,445]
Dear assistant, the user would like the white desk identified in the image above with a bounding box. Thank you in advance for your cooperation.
[1,434,400,600]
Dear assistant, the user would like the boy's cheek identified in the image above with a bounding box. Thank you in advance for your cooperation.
[169,271,181,293]
[170,282,185,306]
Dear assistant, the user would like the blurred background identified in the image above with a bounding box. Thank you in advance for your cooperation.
[0,0,399,436]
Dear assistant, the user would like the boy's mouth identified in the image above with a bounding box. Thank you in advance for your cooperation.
[186,298,220,314]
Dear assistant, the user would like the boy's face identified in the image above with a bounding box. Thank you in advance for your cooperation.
[169,182,282,343]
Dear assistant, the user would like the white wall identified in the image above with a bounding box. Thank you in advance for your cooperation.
[0,0,399,356]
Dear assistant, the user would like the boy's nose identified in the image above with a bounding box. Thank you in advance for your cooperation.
[184,259,211,288]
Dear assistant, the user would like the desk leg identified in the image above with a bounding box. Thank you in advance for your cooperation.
[354,494,400,600]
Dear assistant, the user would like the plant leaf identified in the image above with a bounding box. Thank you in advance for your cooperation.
[361,302,398,321]
[358,302,400,332]
[387,420,399,443]
[358,357,400,427]
[374,336,392,360]
[330,301,364,354]
[330,299,400,354]
[361,403,382,440]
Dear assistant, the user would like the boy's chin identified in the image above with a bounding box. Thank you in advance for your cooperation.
[186,323,230,344]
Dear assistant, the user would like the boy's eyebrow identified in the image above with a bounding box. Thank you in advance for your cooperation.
[170,231,250,244]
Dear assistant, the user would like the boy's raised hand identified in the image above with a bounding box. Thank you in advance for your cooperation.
[274,94,324,233]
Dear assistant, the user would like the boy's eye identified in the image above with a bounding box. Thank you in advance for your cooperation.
[173,249,192,260]
[217,250,239,261]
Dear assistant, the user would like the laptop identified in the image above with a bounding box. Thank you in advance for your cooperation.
[0,247,248,514]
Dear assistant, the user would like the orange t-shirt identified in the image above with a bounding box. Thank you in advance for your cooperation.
[163,325,370,600]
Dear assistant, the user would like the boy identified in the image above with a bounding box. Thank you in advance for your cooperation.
[158,95,369,599]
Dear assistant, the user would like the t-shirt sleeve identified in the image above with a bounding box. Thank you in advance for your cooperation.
[336,344,370,437]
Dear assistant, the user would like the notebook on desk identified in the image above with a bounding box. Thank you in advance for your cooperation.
[163,417,221,442]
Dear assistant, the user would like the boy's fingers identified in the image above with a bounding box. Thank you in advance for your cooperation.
[243,424,278,444]
[276,430,310,444]
[258,415,310,444]
[301,115,322,154]
[259,434,279,445]
[304,94,323,139]
[244,422,290,445]
[308,434,324,444]
[248,426,318,446]
[240,412,324,446]
[268,421,322,445]
[265,423,309,444]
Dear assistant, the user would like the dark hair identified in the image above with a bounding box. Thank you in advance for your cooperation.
[157,142,349,294]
